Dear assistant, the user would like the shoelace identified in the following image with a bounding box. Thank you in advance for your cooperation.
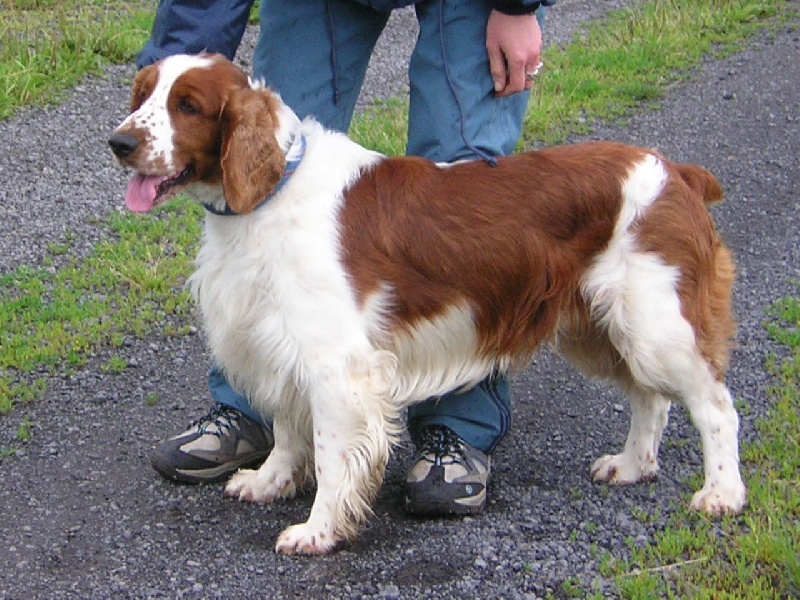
[418,426,467,467]
[192,405,241,437]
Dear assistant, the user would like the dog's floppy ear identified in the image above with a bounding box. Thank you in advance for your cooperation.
[130,65,158,112]
[220,88,286,214]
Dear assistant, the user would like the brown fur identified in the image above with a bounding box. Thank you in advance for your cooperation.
[340,143,735,373]
[221,89,287,214]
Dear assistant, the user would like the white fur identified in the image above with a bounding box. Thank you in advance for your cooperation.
[386,300,509,404]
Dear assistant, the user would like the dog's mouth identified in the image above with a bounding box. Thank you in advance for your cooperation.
[125,166,194,213]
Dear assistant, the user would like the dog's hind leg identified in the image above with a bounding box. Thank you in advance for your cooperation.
[591,388,670,485]
[625,352,744,516]
[683,380,745,515]
[587,253,745,515]
[555,322,671,485]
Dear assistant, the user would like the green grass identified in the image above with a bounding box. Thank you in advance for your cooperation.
[0,0,153,119]
[348,98,410,157]
[523,0,780,145]
[0,201,202,413]
[1,0,798,595]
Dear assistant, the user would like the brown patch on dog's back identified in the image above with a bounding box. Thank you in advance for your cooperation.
[340,142,649,360]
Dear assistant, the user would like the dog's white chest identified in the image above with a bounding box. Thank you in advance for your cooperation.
[188,209,367,409]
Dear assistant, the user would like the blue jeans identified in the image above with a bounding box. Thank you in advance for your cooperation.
[141,0,546,453]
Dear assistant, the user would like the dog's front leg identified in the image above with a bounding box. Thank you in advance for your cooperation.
[275,358,396,556]
[225,409,313,505]
[274,431,357,555]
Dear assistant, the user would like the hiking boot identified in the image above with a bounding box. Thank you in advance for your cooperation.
[150,404,273,484]
[404,425,491,516]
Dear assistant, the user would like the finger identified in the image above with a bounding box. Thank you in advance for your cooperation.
[487,44,509,94]
[502,54,527,97]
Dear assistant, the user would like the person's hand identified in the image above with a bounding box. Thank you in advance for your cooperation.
[486,10,543,97]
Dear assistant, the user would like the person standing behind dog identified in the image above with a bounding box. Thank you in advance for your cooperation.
[139,0,553,516]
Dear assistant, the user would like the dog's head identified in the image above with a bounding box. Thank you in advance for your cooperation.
[109,53,290,214]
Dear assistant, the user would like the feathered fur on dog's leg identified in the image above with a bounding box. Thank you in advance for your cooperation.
[275,350,401,556]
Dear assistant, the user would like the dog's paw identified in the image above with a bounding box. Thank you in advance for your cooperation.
[689,480,746,516]
[590,452,658,485]
[224,468,297,504]
[275,523,338,556]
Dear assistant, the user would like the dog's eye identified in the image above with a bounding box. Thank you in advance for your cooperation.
[179,98,200,116]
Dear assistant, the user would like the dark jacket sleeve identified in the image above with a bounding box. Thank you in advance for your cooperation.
[493,0,556,15]
[137,0,255,69]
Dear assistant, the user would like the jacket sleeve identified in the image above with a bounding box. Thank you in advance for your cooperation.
[492,0,556,15]
[137,0,256,69]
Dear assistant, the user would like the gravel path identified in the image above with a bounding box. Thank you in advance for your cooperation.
[1,2,798,598]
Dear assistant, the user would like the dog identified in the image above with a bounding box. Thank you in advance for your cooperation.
[109,53,746,555]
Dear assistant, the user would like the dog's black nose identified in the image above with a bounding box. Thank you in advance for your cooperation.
[108,132,140,158]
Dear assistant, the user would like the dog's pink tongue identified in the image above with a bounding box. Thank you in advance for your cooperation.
[125,174,164,212]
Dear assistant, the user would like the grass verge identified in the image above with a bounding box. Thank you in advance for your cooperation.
[0,0,154,119]
[0,202,202,415]
[0,0,798,595]
[522,0,782,145]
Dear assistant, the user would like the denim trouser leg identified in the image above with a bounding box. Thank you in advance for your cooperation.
[255,0,391,132]
[407,0,530,161]
[208,365,264,425]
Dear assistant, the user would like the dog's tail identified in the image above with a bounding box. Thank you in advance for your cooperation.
[676,164,725,206]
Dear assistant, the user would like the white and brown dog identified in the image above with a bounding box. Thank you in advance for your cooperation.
[109,53,745,555]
